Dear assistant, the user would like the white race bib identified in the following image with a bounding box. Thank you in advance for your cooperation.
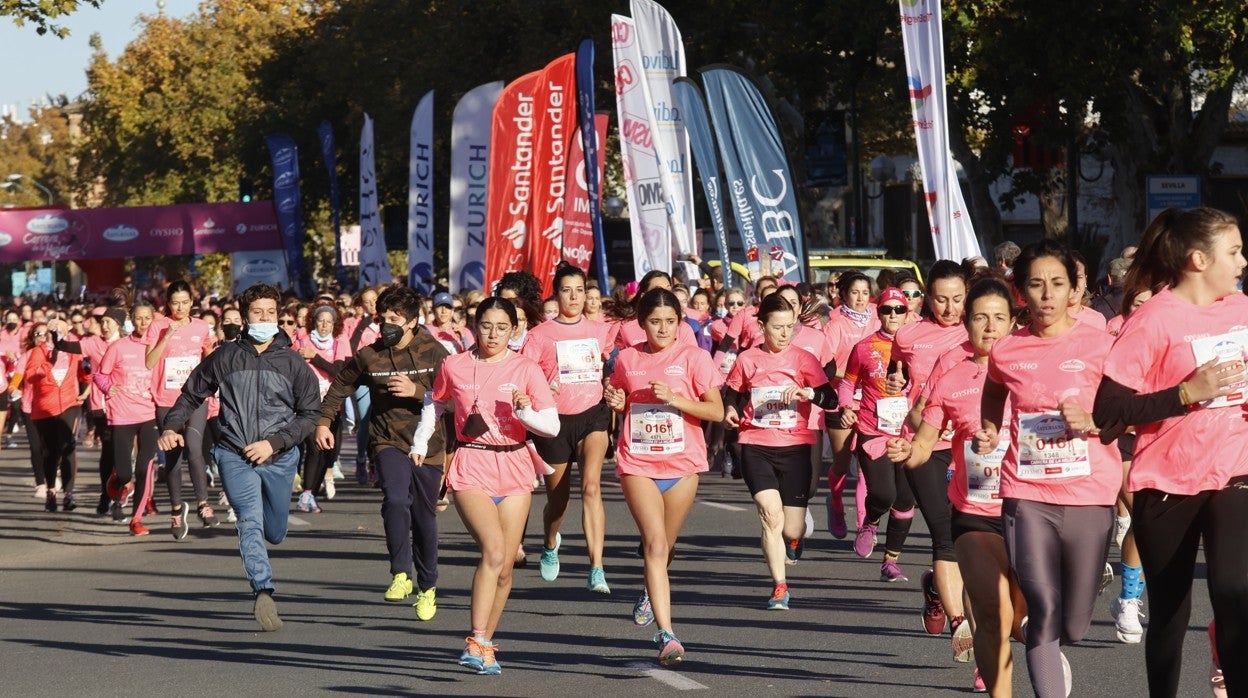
[876,396,909,436]
[629,403,685,454]
[963,438,1006,502]
[1190,330,1248,408]
[555,338,602,384]
[1016,411,1090,480]
[749,386,798,429]
[51,367,68,386]
[163,355,200,391]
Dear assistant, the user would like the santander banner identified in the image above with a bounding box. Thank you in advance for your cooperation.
[899,0,980,261]
[561,113,609,273]
[449,81,503,294]
[0,202,281,263]
[484,70,543,292]
[527,53,578,297]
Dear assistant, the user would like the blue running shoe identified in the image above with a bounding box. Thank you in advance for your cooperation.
[768,585,790,610]
[786,537,803,565]
[655,629,684,666]
[460,636,486,671]
[478,641,501,676]
[588,567,610,594]
[540,532,561,581]
[633,590,654,626]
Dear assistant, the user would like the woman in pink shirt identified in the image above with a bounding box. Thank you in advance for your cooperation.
[976,240,1120,697]
[723,292,837,610]
[96,305,160,535]
[294,305,351,513]
[409,297,559,676]
[888,278,1025,695]
[613,271,701,351]
[604,288,723,667]
[1092,207,1248,695]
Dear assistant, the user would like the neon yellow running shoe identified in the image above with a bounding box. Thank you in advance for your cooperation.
[384,572,413,602]
[413,586,437,621]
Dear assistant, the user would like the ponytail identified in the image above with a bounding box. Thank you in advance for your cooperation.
[1126,206,1238,295]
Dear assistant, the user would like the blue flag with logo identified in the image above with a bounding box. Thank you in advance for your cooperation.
[576,38,609,294]
[700,65,806,282]
[317,120,345,289]
[671,77,732,287]
[265,134,305,293]
[408,91,435,295]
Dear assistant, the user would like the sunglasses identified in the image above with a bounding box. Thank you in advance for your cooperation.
[279,320,297,326]
[726,300,746,307]
[901,290,924,299]
[878,305,907,317]
[33,332,47,338]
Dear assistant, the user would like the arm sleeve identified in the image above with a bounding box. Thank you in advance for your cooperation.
[309,355,345,378]
[1092,376,1186,443]
[810,383,839,410]
[409,393,447,457]
[720,385,747,413]
[517,406,560,437]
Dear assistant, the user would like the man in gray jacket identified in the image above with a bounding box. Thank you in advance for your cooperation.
[159,283,321,631]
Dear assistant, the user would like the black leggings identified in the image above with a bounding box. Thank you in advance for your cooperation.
[857,443,915,554]
[1134,480,1248,697]
[301,413,342,495]
[21,408,45,485]
[111,420,159,515]
[903,448,956,562]
[90,409,114,495]
[35,406,79,494]
[157,403,209,507]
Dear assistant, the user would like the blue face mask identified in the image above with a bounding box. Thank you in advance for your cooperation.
[246,322,279,343]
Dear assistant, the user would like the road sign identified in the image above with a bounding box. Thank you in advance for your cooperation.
[1146,175,1201,226]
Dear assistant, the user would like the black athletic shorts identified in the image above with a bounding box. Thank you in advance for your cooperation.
[950,507,1003,541]
[740,443,812,507]
[532,402,611,465]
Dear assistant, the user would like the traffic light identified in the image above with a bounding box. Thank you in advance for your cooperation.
[238,176,254,203]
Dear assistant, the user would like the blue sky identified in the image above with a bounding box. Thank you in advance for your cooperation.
[0,0,198,118]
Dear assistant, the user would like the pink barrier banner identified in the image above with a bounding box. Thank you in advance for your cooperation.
[0,201,282,263]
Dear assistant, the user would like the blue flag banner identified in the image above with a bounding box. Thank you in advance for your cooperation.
[449,82,503,294]
[576,38,609,294]
[408,91,435,294]
[671,77,731,287]
[700,65,805,282]
[317,120,345,289]
[358,113,392,288]
[264,134,304,292]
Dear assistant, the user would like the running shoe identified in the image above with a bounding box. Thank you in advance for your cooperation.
[804,508,815,538]
[972,667,986,693]
[880,558,908,583]
[633,590,655,626]
[355,461,368,485]
[854,522,879,558]
[477,641,500,675]
[384,572,414,602]
[305,493,322,514]
[1060,651,1072,697]
[226,507,237,523]
[951,616,974,662]
[253,588,282,632]
[540,532,561,582]
[1099,562,1115,595]
[198,502,220,527]
[921,569,946,635]
[1114,514,1131,548]
[95,492,111,516]
[110,499,128,523]
[332,462,345,480]
[292,473,302,494]
[413,587,437,621]
[218,491,230,506]
[786,537,804,565]
[44,492,57,512]
[324,476,336,500]
[829,508,848,540]
[588,567,611,594]
[655,629,685,666]
[171,502,189,540]
[1112,596,1145,644]
[129,518,150,536]
[296,490,312,512]
[459,637,486,671]
[768,584,790,610]
[34,483,47,499]
[62,492,77,511]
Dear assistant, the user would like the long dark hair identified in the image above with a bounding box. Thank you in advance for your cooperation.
[1126,206,1239,296]
[1011,239,1078,296]
[636,288,683,322]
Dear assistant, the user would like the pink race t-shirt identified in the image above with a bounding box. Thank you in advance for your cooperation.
[523,316,613,414]
[987,322,1119,506]
[725,344,827,446]
[96,336,156,425]
[432,350,556,498]
[609,342,722,479]
[1102,289,1248,494]
[791,324,835,429]
[923,356,1010,518]
[893,319,969,450]
[823,306,881,378]
[1072,305,1108,331]
[143,316,214,407]
[1106,314,1125,337]
[614,317,697,351]
[80,334,112,412]
[304,334,351,398]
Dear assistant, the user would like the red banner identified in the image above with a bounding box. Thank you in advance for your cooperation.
[526,53,577,297]
[0,201,281,263]
[484,70,543,292]
[562,113,609,273]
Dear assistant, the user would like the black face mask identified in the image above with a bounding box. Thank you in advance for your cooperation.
[221,323,242,341]
[4,322,15,332]
[379,322,407,348]
[461,401,489,439]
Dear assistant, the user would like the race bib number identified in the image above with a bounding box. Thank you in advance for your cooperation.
[876,396,909,436]
[1016,411,1090,480]
[1190,330,1248,408]
[750,386,798,429]
[51,367,68,386]
[629,403,685,454]
[718,350,738,374]
[163,355,200,391]
[963,438,1006,502]
[555,338,602,384]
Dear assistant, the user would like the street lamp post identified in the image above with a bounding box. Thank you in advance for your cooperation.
[5,174,53,206]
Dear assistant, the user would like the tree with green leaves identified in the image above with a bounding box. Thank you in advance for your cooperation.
[0,0,103,37]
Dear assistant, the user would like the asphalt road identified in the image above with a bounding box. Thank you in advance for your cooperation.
[0,432,1221,697]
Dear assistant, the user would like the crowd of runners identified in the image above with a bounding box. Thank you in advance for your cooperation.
[5,205,1245,696]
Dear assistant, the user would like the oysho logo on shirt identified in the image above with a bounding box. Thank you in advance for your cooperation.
[1059,359,1085,372]
[626,370,646,377]
[1008,362,1038,371]
[951,387,980,399]
[499,382,518,393]
[455,383,481,390]
[664,365,685,376]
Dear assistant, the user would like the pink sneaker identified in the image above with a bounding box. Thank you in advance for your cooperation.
[854,522,878,558]
[972,668,986,693]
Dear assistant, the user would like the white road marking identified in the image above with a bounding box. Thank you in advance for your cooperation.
[698,500,747,512]
[626,662,709,690]
[287,515,311,527]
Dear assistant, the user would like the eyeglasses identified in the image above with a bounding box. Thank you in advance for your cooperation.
[878,305,907,317]
[901,290,924,299]
[279,320,297,326]
[477,323,513,337]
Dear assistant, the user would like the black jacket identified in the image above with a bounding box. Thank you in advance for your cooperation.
[163,331,321,459]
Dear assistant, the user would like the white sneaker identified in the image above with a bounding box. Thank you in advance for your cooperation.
[332,462,345,480]
[804,508,815,538]
[1112,596,1145,643]
[226,507,237,523]
[34,483,47,499]
[218,491,230,506]
[1061,651,1072,697]
[292,474,302,494]
[324,476,336,499]
[1115,514,1131,548]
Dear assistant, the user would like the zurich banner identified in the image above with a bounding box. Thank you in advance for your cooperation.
[317,120,345,288]
[701,65,805,282]
[671,77,731,286]
[264,134,305,292]
[408,91,435,295]
[448,81,502,294]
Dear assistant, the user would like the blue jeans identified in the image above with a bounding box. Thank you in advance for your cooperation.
[214,445,298,593]
[352,385,371,466]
